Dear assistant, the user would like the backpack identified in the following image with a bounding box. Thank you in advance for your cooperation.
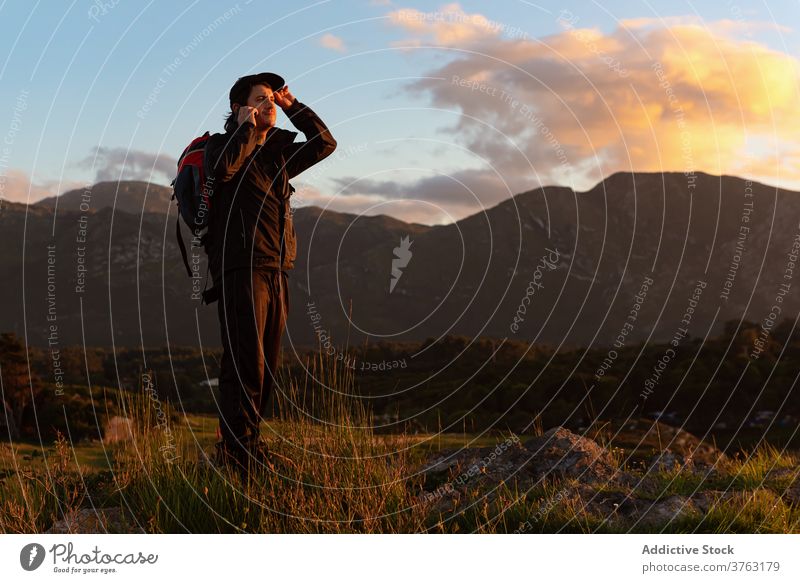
[170,131,215,294]
[170,129,297,304]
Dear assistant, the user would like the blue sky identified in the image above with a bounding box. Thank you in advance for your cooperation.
[1,0,799,224]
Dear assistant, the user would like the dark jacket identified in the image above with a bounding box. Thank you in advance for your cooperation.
[202,100,336,298]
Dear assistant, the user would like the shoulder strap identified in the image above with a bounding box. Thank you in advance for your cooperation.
[175,216,192,278]
[279,198,288,266]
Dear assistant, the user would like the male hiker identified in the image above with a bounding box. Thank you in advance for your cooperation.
[203,72,337,478]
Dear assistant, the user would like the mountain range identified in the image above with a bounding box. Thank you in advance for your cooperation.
[2,172,796,352]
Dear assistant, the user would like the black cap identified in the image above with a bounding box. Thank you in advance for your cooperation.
[228,72,285,106]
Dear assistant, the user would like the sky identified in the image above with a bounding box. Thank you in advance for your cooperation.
[1,0,799,225]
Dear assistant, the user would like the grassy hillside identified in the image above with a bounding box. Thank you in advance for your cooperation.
[1,351,798,534]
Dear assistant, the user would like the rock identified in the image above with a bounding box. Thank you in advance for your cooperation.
[773,472,800,506]
[570,484,637,520]
[420,435,531,499]
[419,483,464,515]
[614,419,725,465]
[783,484,800,506]
[646,449,693,473]
[752,468,800,505]
[765,467,797,481]
[633,495,699,528]
[103,416,134,445]
[416,425,800,531]
[419,427,635,513]
[563,485,700,529]
[523,427,626,485]
[45,507,145,534]
[690,490,737,513]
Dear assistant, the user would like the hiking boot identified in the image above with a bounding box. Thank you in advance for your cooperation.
[247,438,297,474]
[212,440,249,478]
[212,438,278,482]
[245,438,278,475]
[212,438,296,481]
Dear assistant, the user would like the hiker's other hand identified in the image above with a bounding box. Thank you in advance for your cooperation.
[237,105,258,126]
[274,86,296,109]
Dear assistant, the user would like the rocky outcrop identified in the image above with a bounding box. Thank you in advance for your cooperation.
[566,487,701,529]
[523,427,631,484]
[419,427,636,515]
[422,427,633,493]
[45,507,145,534]
[103,416,134,445]
[645,449,694,473]
[419,425,793,530]
[612,419,726,466]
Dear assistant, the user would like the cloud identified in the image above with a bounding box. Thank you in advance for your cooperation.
[77,146,176,184]
[384,4,800,191]
[319,33,347,53]
[293,184,390,217]
[387,3,519,46]
[293,175,493,225]
[0,168,87,204]
[619,16,791,36]
[332,167,517,204]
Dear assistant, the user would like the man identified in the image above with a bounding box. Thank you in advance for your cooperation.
[203,72,336,478]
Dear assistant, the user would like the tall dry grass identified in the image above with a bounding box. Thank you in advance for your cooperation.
[1,349,799,533]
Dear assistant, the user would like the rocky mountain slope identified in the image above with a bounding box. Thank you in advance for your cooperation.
[2,171,797,349]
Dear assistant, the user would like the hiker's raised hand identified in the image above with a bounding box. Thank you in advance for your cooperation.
[274,86,296,109]
[237,105,258,126]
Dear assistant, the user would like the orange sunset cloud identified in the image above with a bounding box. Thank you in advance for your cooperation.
[388,3,800,190]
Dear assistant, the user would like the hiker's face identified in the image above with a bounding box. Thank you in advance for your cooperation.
[247,84,276,128]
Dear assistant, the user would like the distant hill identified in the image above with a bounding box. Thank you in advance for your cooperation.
[2,172,798,350]
[36,181,173,215]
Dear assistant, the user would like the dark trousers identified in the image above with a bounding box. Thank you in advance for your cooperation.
[217,268,289,451]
